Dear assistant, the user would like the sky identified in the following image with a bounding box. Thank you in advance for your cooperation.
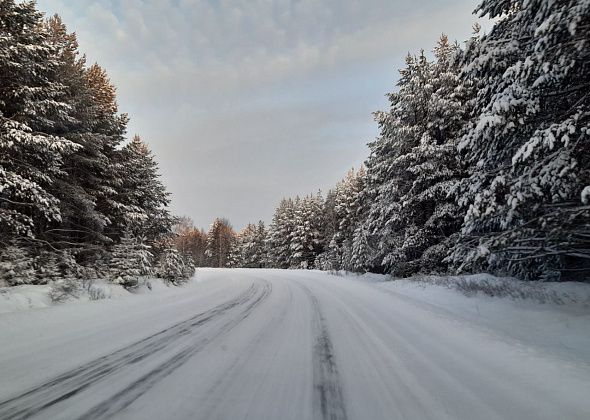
[36,0,488,231]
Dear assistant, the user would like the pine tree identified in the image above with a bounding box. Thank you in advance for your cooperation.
[454,0,590,280]
[0,1,79,240]
[43,15,117,247]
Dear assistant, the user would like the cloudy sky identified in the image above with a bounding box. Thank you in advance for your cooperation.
[36,0,487,230]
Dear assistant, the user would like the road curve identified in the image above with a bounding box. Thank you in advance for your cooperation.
[0,268,589,420]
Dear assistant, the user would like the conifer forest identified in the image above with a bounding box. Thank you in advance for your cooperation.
[0,2,589,419]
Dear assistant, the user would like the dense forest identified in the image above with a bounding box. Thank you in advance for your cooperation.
[0,1,193,289]
[1,0,589,289]
[192,0,590,282]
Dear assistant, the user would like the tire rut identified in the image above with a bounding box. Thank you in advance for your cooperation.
[79,280,271,420]
[0,282,270,420]
[297,283,348,420]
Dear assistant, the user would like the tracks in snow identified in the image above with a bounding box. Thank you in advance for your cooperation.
[0,281,271,420]
[298,283,348,420]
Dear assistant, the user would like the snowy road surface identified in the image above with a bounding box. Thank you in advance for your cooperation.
[0,269,589,420]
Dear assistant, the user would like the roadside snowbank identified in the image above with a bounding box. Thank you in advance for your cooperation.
[0,278,182,315]
[348,273,590,363]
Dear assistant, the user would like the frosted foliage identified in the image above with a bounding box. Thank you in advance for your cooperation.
[109,235,153,288]
[0,245,35,286]
[158,248,193,284]
[229,222,267,268]
[362,36,468,276]
[454,0,590,280]
[0,2,78,237]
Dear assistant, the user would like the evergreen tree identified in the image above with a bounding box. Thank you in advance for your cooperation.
[362,51,434,274]
[0,244,35,286]
[43,15,118,247]
[109,234,152,288]
[361,37,470,276]
[0,1,79,239]
[454,0,590,280]
[117,135,173,243]
[233,221,268,268]
[158,247,192,284]
[290,193,324,269]
[266,198,296,268]
[316,168,366,271]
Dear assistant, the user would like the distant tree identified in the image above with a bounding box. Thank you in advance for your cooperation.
[266,199,296,268]
[229,221,267,268]
[317,168,366,271]
[205,218,235,268]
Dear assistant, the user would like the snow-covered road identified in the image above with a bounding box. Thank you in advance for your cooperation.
[0,269,589,420]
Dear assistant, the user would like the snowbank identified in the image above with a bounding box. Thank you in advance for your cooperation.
[355,274,590,363]
[0,278,186,315]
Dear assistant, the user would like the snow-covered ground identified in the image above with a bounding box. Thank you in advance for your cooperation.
[0,268,589,419]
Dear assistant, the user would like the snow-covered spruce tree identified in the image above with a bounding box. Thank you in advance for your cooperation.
[350,223,373,273]
[227,237,243,268]
[117,135,173,244]
[266,198,296,268]
[453,0,590,280]
[254,221,267,267]
[315,189,340,270]
[335,168,366,271]
[42,15,122,247]
[391,36,469,276]
[360,53,432,274]
[360,36,470,276]
[34,250,62,284]
[290,193,324,269]
[0,244,35,286]
[83,63,130,243]
[315,168,366,271]
[109,234,153,288]
[231,222,267,268]
[158,247,193,285]
[0,1,79,240]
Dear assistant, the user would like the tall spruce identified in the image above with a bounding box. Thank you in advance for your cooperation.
[117,135,173,244]
[454,0,590,280]
[0,1,78,240]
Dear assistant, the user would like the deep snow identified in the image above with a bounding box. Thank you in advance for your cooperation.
[0,268,589,419]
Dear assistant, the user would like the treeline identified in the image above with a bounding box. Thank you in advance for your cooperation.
[173,217,266,269]
[0,1,192,288]
[225,0,590,281]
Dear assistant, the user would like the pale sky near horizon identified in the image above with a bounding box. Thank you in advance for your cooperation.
[36,0,489,231]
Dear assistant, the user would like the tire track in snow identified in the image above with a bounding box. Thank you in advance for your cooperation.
[297,283,348,420]
[0,282,269,420]
[79,280,272,420]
